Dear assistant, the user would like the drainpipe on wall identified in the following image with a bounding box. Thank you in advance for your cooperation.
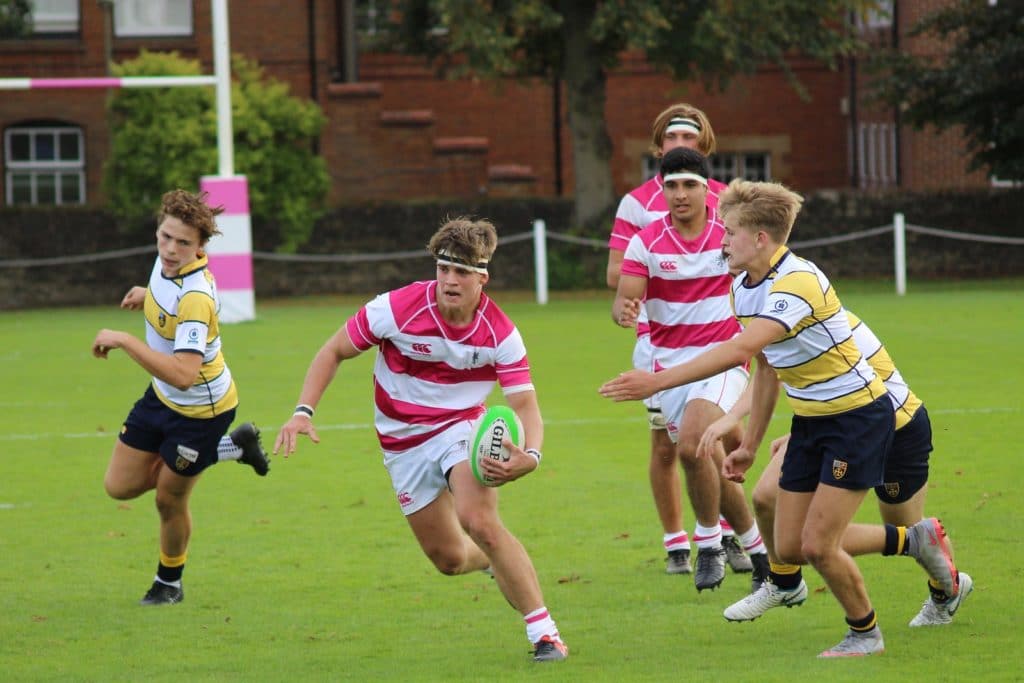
[98,0,114,75]
[892,0,902,187]
[337,0,357,83]
[308,0,318,102]
[552,75,563,196]
[848,11,860,189]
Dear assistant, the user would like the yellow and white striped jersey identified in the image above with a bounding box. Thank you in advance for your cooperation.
[847,310,923,429]
[731,247,886,417]
[143,255,238,418]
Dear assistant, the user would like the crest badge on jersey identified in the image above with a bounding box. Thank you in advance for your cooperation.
[772,300,788,313]
[832,459,848,480]
[884,482,900,498]
[158,312,167,328]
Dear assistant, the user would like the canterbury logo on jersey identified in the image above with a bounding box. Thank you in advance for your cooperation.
[411,343,432,354]
[659,261,678,271]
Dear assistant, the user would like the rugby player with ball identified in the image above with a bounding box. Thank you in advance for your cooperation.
[274,217,567,663]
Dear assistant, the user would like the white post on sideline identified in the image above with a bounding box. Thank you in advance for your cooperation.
[533,219,549,305]
[894,212,907,297]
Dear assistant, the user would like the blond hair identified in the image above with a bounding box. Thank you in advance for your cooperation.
[427,217,498,268]
[718,179,804,244]
[650,103,716,157]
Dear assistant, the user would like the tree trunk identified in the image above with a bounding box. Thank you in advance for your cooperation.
[559,2,615,232]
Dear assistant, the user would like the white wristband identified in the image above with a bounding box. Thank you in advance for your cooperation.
[294,404,315,418]
[525,448,542,464]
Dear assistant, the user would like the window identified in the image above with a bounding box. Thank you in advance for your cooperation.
[31,0,78,33]
[641,152,771,183]
[856,0,893,31]
[4,125,85,205]
[114,0,192,37]
[710,152,772,182]
[856,122,897,189]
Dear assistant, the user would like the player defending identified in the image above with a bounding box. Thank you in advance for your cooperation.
[699,311,972,625]
[93,189,270,606]
[600,179,960,657]
[273,217,568,663]
[613,147,768,592]
[607,103,756,578]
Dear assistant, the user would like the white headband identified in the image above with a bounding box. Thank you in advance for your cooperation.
[665,117,701,135]
[436,249,489,274]
[662,171,708,186]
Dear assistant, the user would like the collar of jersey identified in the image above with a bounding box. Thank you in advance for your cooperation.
[171,254,208,279]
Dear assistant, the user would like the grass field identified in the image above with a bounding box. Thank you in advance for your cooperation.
[2,280,1022,681]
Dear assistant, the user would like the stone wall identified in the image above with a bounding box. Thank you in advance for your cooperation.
[2,189,1021,311]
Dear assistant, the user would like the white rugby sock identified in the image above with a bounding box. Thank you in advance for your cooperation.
[216,435,242,462]
[524,606,560,644]
[663,531,690,552]
[738,522,768,556]
[693,523,723,550]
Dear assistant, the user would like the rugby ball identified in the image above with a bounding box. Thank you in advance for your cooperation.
[470,405,524,487]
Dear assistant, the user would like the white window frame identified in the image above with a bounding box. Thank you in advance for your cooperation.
[28,0,79,34]
[113,0,192,38]
[4,125,86,206]
[856,0,893,30]
[857,122,897,189]
[710,152,772,183]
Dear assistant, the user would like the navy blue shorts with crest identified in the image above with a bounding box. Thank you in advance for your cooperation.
[875,404,932,504]
[119,385,236,477]
[781,393,894,493]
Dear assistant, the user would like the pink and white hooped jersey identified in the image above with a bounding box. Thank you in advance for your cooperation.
[345,281,534,453]
[620,208,740,369]
[609,175,726,339]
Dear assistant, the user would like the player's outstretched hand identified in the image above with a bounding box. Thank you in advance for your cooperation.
[722,446,755,483]
[92,329,124,359]
[478,439,539,486]
[598,369,658,402]
[120,286,146,310]
[274,415,320,457]
[697,413,740,459]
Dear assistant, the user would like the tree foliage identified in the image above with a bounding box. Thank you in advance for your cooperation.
[104,51,329,250]
[392,0,877,228]
[870,0,1024,180]
[0,0,32,38]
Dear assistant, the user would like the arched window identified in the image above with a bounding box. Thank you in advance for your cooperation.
[4,122,85,205]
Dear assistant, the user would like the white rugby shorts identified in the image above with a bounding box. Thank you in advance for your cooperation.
[632,335,664,426]
[660,367,749,444]
[382,420,473,516]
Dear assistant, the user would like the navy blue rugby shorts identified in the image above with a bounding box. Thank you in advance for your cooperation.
[119,385,236,477]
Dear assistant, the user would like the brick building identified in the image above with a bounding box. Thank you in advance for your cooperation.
[0,0,998,210]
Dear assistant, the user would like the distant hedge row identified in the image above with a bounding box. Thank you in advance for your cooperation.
[3,189,1022,311]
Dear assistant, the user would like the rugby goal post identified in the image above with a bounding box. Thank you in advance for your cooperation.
[0,0,254,322]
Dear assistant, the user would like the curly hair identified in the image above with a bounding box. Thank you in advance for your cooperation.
[427,216,498,268]
[158,189,224,243]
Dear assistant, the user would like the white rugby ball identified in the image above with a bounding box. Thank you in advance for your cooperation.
[470,405,524,487]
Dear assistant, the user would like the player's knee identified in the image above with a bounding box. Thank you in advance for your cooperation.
[463,518,502,554]
[751,483,776,520]
[675,438,700,467]
[428,549,466,576]
[153,491,187,521]
[775,540,805,565]
[104,471,144,500]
